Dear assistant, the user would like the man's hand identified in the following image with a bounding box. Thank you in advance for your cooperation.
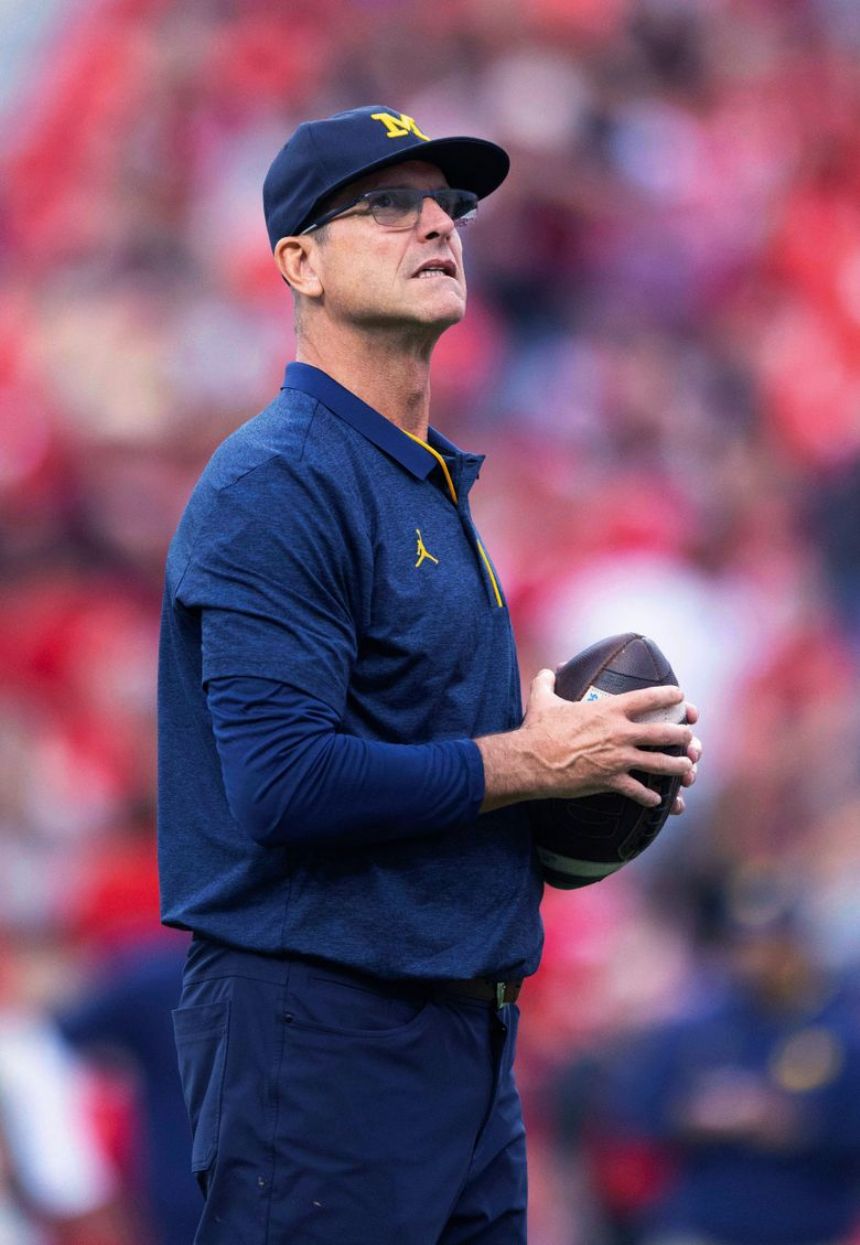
[476,668,694,815]
[675,1069,801,1150]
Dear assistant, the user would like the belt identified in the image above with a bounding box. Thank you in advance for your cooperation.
[437,978,523,1008]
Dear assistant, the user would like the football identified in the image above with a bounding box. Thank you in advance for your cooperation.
[534,632,686,889]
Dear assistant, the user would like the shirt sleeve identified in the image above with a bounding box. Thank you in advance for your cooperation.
[207,676,486,847]
[174,459,366,712]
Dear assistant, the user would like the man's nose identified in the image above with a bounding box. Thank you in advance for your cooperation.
[417,194,456,239]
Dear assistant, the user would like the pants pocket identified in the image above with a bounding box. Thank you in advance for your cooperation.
[172,999,231,1183]
[286,960,431,1039]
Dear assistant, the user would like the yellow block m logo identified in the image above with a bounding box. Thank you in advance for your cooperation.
[371,112,430,141]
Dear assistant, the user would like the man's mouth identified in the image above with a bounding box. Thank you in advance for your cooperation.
[412,259,457,279]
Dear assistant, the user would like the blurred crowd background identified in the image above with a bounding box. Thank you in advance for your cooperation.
[2,0,860,1241]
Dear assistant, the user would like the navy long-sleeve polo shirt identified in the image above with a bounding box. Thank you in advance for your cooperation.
[157,362,544,979]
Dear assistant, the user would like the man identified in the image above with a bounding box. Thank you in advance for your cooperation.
[157,104,699,1244]
[585,891,860,1245]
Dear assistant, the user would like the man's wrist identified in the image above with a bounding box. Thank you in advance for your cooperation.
[474,727,546,814]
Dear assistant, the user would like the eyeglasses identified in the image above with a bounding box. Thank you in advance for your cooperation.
[300,187,479,235]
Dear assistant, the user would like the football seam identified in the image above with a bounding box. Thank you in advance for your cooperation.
[578,632,644,700]
[640,637,663,680]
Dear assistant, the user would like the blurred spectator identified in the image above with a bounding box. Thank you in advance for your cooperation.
[57,935,197,1245]
[552,876,860,1245]
[50,800,198,1245]
[0,935,128,1244]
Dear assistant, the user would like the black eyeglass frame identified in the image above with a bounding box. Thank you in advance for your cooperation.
[299,187,479,236]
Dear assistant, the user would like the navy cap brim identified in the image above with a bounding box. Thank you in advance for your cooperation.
[294,136,510,235]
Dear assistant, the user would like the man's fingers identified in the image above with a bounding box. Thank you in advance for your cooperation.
[681,764,698,789]
[613,774,663,808]
[631,750,693,778]
[618,685,686,717]
[670,793,686,815]
[685,702,699,725]
[631,721,693,749]
[530,668,556,699]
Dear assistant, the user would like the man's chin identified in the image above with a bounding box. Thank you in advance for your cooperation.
[414,293,467,331]
[431,306,466,332]
[354,298,466,335]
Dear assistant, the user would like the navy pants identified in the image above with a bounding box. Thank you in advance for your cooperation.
[173,939,527,1244]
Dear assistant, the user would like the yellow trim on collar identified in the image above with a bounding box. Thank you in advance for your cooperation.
[401,429,458,505]
[400,428,504,608]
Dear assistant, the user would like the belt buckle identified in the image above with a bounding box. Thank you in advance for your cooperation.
[495,981,507,1009]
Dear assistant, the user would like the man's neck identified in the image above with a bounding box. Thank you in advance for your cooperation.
[296,326,435,440]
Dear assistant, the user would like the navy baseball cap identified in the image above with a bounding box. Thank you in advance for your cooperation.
[263,104,510,250]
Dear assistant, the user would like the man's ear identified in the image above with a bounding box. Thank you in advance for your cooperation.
[274,237,323,298]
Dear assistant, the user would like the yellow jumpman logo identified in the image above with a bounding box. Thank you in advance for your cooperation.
[415,529,439,568]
